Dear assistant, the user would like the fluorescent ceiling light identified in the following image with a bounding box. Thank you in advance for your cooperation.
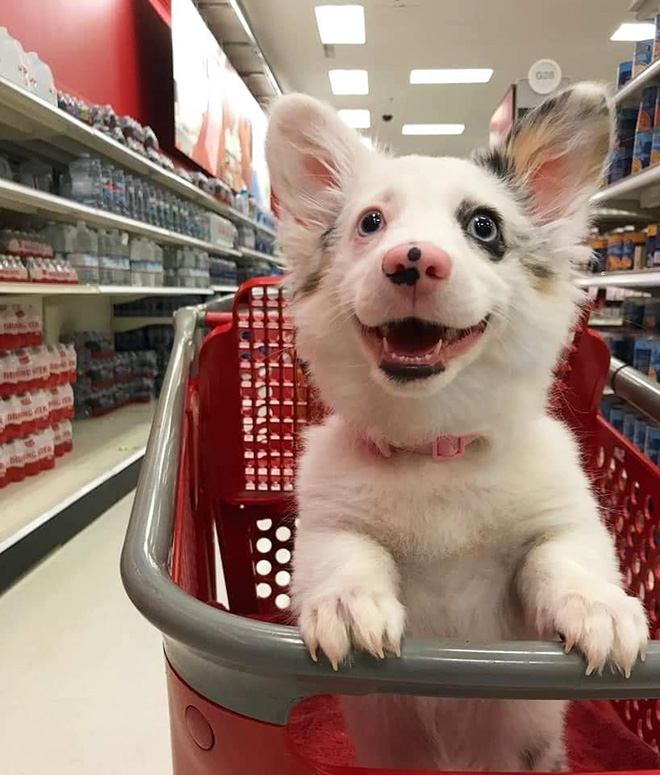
[360,136,374,149]
[410,68,493,84]
[329,69,369,95]
[610,22,655,41]
[338,109,371,129]
[315,5,366,44]
[402,123,465,136]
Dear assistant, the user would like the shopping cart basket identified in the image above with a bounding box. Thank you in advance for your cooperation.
[122,277,660,774]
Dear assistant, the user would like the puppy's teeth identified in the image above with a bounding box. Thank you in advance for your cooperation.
[432,340,443,356]
[383,337,392,355]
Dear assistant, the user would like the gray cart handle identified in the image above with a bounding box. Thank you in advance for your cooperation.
[121,304,660,725]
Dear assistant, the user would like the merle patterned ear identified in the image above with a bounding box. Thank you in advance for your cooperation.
[266,94,368,230]
[500,83,614,223]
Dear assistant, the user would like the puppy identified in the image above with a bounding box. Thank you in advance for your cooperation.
[265,84,648,772]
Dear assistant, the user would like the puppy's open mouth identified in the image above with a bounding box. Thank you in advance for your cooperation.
[360,316,489,381]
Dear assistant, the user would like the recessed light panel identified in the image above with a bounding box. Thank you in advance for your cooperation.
[338,109,371,129]
[315,5,366,44]
[410,68,493,84]
[402,124,465,136]
[329,69,369,95]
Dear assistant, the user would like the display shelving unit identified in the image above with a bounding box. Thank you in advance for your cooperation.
[0,75,281,586]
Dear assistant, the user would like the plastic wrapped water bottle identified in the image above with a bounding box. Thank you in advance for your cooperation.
[101,163,114,211]
[113,166,127,215]
[67,154,102,208]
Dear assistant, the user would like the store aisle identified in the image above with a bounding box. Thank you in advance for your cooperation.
[0,492,172,775]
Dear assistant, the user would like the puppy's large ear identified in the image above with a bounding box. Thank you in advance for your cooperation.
[496,83,614,223]
[266,94,368,229]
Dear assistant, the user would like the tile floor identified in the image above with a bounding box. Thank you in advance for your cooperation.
[0,491,172,775]
[0,403,154,550]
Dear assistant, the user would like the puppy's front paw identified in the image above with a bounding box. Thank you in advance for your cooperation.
[549,585,648,677]
[298,589,405,669]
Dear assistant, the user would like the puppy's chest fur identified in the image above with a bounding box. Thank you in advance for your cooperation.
[300,434,544,642]
[354,476,529,640]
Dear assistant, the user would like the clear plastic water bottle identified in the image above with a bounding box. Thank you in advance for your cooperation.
[101,163,114,211]
[67,154,102,208]
[113,166,127,215]
[134,178,146,223]
[74,221,98,255]
[125,174,136,219]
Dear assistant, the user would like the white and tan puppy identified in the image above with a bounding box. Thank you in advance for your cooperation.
[265,84,648,772]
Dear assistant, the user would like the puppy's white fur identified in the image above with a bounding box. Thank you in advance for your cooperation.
[266,84,648,771]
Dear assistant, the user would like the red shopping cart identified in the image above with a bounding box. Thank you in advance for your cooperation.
[122,277,660,775]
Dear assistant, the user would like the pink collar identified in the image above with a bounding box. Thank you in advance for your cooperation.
[368,434,477,461]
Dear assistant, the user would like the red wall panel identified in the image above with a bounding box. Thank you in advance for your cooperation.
[2,0,145,118]
[1,0,223,176]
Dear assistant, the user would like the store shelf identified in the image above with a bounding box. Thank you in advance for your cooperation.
[97,285,212,296]
[0,75,277,239]
[240,247,286,266]
[0,282,95,295]
[592,207,653,225]
[615,58,660,107]
[630,0,659,22]
[210,284,238,293]
[0,281,213,296]
[591,165,660,206]
[0,402,154,554]
[0,178,243,256]
[575,269,660,289]
[589,316,625,327]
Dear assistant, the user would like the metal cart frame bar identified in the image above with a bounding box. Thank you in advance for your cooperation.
[121,303,660,726]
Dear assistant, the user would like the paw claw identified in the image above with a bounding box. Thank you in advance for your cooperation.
[549,586,648,678]
[298,589,404,669]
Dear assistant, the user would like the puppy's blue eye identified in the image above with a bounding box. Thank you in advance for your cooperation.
[467,214,498,243]
[358,209,385,236]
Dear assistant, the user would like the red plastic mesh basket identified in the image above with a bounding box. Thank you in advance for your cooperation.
[168,277,660,773]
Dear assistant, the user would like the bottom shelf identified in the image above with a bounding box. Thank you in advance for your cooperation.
[0,401,155,553]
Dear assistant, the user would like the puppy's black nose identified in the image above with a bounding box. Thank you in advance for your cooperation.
[407,246,422,262]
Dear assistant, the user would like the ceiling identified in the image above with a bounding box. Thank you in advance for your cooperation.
[210,0,645,158]
[198,0,280,108]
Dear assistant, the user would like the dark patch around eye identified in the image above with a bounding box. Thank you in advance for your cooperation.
[455,200,506,261]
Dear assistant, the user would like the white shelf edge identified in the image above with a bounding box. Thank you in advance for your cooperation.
[0,446,145,556]
[98,285,213,296]
[213,245,243,258]
[575,270,660,288]
[0,75,277,238]
[0,282,97,295]
[589,317,625,327]
[0,178,245,255]
[591,165,660,206]
[0,282,213,296]
[239,247,286,266]
[210,284,238,293]
[615,58,660,107]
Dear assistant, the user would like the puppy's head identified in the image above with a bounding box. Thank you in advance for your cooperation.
[266,85,613,442]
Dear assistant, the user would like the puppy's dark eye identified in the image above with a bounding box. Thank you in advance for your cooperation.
[358,209,385,236]
[467,213,498,243]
